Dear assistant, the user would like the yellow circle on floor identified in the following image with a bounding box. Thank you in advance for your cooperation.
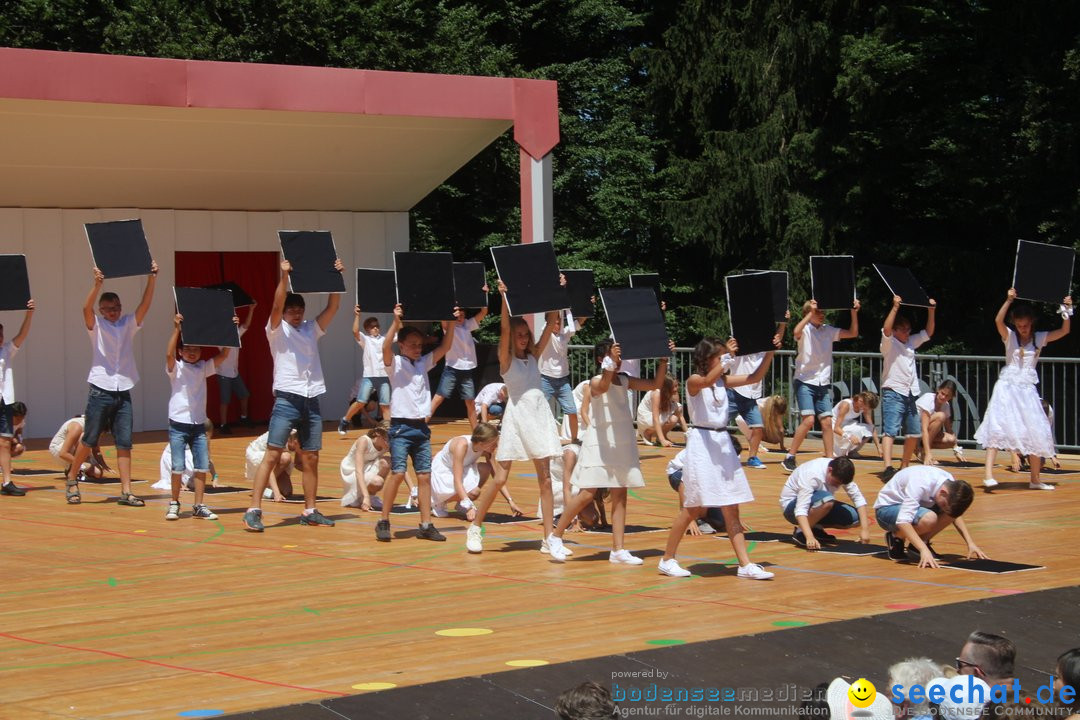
[435,628,493,637]
[134,529,147,533]
[351,682,397,691]
[282,545,298,548]
[505,659,549,667]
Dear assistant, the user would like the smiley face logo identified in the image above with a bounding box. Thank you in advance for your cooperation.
[848,678,877,708]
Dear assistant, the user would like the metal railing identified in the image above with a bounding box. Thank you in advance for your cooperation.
[567,346,1080,452]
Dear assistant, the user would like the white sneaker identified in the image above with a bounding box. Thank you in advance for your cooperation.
[431,504,449,518]
[405,488,419,509]
[609,549,643,565]
[736,563,774,580]
[1029,482,1056,491]
[546,534,567,563]
[658,558,691,577]
[953,445,966,463]
[540,540,573,556]
[165,501,180,521]
[695,519,716,535]
[465,524,483,553]
[983,478,999,488]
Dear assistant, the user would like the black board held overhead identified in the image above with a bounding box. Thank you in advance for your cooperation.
[453,262,488,309]
[204,281,254,308]
[746,269,789,323]
[872,264,932,307]
[1013,240,1075,304]
[561,269,595,319]
[394,252,456,321]
[490,242,569,316]
[0,255,31,312]
[174,287,241,348]
[600,287,671,361]
[355,268,398,313]
[278,231,346,294]
[725,273,779,356]
[810,255,856,310]
[629,273,662,304]
[85,219,153,279]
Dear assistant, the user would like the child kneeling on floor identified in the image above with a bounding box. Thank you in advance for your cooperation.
[778,456,870,550]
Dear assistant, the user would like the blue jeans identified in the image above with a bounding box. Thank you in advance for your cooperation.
[168,420,209,472]
[485,401,505,418]
[435,367,476,400]
[0,401,13,438]
[783,490,859,527]
[267,392,323,451]
[541,374,577,415]
[727,389,763,427]
[82,384,133,450]
[358,376,391,405]
[794,379,832,418]
[875,504,935,532]
[881,389,920,437]
[390,419,432,474]
[219,375,249,404]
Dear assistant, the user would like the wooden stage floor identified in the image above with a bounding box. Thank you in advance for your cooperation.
[1,420,1077,719]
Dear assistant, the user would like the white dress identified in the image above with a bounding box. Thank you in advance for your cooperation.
[496,354,561,462]
[635,390,679,430]
[683,381,753,507]
[573,376,644,489]
[340,436,384,507]
[431,435,483,506]
[974,329,1054,457]
[832,399,873,456]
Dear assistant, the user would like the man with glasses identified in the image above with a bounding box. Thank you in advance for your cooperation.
[957,630,1016,689]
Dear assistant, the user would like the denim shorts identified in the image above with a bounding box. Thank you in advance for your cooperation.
[390,419,432,474]
[727,389,763,427]
[0,401,13,438]
[783,490,859,527]
[435,367,476,400]
[168,420,209,472]
[267,391,323,452]
[667,469,683,492]
[82,384,133,450]
[794,379,832,418]
[486,402,505,417]
[541,374,577,415]
[358,376,391,406]
[875,503,935,532]
[881,389,920,437]
[219,375,250,403]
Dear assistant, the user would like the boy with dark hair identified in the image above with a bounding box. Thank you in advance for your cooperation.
[880,294,937,480]
[779,455,871,549]
[874,466,984,568]
[555,681,619,720]
[0,300,34,497]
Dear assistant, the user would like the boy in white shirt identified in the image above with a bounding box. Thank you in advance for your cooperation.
[475,382,508,423]
[783,298,859,473]
[778,456,870,549]
[217,300,256,434]
[244,258,342,532]
[880,295,936,480]
[66,263,157,506]
[0,299,34,497]
[338,308,389,434]
[540,309,590,442]
[874,466,985,568]
[429,301,489,427]
[164,314,233,520]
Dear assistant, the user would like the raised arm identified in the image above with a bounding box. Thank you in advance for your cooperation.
[269,259,291,331]
[383,304,403,368]
[472,285,490,324]
[166,313,181,373]
[531,311,557,359]
[687,350,734,396]
[882,296,901,338]
[925,299,937,338]
[352,305,367,346]
[627,342,673,392]
[726,351,775,389]
[211,314,238,369]
[315,258,344,332]
[83,268,104,331]
[1046,295,1073,344]
[837,299,860,340]
[429,309,458,365]
[134,260,159,326]
[793,300,815,342]
[241,300,257,332]
[497,281,512,373]
[11,299,35,348]
[994,289,1015,343]
[590,343,621,397]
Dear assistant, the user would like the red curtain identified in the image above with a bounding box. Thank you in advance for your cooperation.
[174,251,279,424]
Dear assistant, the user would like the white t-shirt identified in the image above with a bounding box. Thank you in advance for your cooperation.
[0,341,17,404]
[873,466,952,525]
[540,324,576,378]
[167,359,217,424]
[445,318,480,370]
[730,352,765,399]
[216,326,246,379]
[387,354,435,419]
[795,324,841,385]
[267,319,326,397]
[880,329,930,395]
[359,334,388,378]
[87,314,141,391]
[475,382,506,408]
[916,392,951,419]
[778,456,867,516]
[666,449,686,477]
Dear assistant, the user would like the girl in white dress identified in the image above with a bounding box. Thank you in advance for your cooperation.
[658,337,776,580]
[636,376,687,447]
[975,289,1071,490]
[430,422,522,520]
[466,279,561,554]
[916,379,964,464]
[340,427,389,510]
[831,391,880,458]
[547,339,670,564]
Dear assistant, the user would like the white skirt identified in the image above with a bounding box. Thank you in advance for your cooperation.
[974,372,1054,458]
[682,427,753,507]
[835,423,873,456]
[496,388,561,462]
[431,465,481,507]
[340,462,384,507]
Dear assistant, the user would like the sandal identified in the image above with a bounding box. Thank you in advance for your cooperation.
[117,492,145,507]
[65,477,81,504]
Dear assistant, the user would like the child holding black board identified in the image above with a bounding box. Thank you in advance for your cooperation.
[879,294,936,481]
[0,298,34,497]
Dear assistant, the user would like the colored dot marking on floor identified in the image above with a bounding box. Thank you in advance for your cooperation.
[134,529,147,533]
[435,628,493,637]
[351,682,397,691]
[178,711,224,718]
[282,544,298,548]
[505,659,549,667]
[646,639,686,646]
[106,578,118,587]
[885,603,922,610]
[772,621,809,628]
